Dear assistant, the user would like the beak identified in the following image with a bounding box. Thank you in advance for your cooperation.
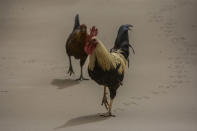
[127,24,133,30]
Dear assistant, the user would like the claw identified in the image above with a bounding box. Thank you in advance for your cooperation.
[104,103,109,110]
[67,67,74,76]
[101,96,109,110]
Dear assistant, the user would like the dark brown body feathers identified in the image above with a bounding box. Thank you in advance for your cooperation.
[66,30,87,60]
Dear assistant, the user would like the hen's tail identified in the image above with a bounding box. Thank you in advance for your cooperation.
[73,14,80,31]
[111,24,135,67]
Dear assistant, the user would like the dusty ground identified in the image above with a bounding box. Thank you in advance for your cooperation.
[0,0,197,131]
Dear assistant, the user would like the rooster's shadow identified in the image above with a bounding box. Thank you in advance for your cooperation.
[51,78,80,89]
[55,113,110,129]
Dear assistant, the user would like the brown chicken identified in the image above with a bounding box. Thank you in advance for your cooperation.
[65,14,88,80]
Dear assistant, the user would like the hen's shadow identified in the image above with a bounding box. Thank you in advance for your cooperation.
[51,79,80,89]
[55,113,110,129]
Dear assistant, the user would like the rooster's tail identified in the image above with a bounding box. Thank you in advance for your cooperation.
[73,14,80,31]
[111,24,135,67]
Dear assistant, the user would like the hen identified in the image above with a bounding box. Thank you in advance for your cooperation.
[65,14,88,80]
[84,25,134,116]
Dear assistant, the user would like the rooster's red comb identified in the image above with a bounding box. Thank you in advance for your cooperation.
[86,26,98,42]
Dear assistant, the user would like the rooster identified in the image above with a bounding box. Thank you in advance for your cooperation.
[84,25,134,117]
[65,14,88,80]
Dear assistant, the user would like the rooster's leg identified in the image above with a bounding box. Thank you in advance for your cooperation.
[108,99,115,117]
[67,56,74,76]
[101,86,109,110]
[76,58,89,80]
[100,99,115,117]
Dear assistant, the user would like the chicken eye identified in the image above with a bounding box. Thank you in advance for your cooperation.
[92,39,96,42]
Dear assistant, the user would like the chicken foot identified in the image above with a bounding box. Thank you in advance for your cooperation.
[100,99,115,117]
[67,56,74,76]
[101,86,109,110]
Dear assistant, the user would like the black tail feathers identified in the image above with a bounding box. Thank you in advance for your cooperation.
[129,44,135,55]
[73,14,80,31]
[111,24,135,67]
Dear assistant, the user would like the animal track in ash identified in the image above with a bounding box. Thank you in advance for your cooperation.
[158,84,177,89]
[0,56,16,61]
[167,57,174,61]
[152,91,160,95]
[174,0,193,7]
[122,101,138,106]
[22,59,36,64]
[174,60,183,65]
[172,80,185,86]
[169,75,176,78]
[158,85,165,88]
[161,90,168,94]
[129,96,151,101]
[165,85,171,89]
[191,25,196,28]
[147,12,164,23]
[162,22,177,36]
[126,0,196,115]
[0,90,8,95]
[129,96,142,100]
[0,57,7,60]
[113,108,125,113]
[116,95,152,113]
[171,36,187,45]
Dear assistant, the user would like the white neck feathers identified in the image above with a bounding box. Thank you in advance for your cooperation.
[88,38,116,71]
[88,37,127,75]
